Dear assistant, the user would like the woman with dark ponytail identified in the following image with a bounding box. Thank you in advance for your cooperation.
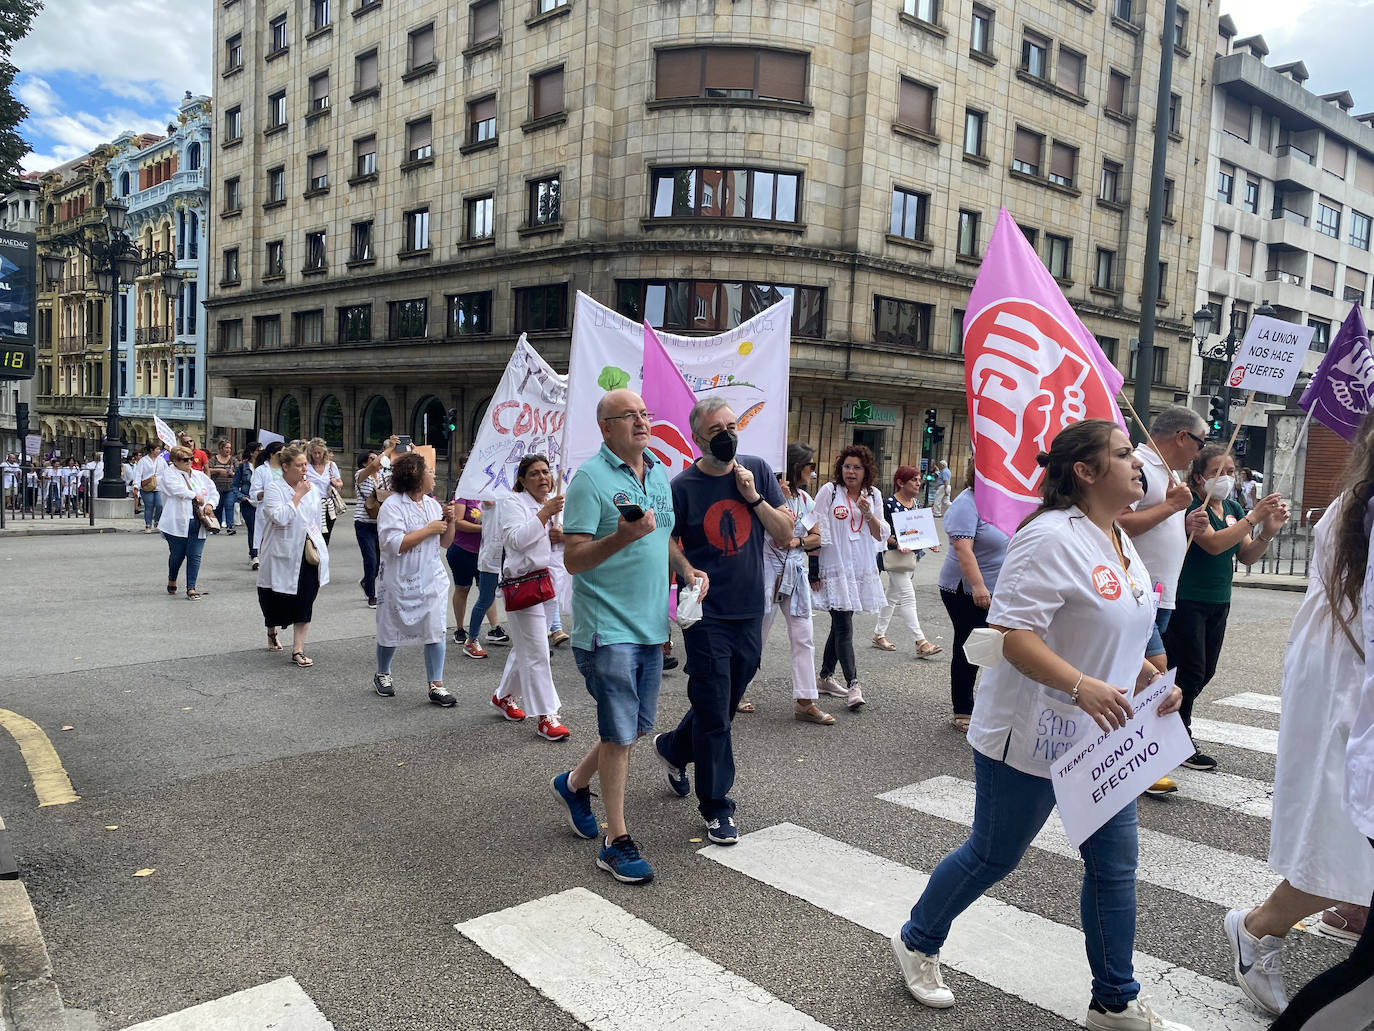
[893,419,1191,1031]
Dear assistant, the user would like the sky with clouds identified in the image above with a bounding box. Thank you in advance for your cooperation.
[5,1,1373,174]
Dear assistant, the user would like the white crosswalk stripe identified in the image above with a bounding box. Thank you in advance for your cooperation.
[456,887,834,1031]
[121,977,333,1030]
[1189,717,1280,755]
[1214,692,1282,715]
[1166,767,1274,820]
[699,823,1267,1031]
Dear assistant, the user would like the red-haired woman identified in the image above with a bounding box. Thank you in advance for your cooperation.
[875,464,942,658]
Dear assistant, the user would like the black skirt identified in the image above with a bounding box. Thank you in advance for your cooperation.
[258,557,320,628]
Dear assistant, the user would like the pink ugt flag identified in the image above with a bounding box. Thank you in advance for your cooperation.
[963,208,1126,538]
[641,323,699,617]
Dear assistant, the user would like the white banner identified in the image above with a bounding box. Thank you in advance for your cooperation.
[153,415,177,449]
[1228,316,1314,397]
[455,335,568,501]
[213,396,257,430]
[563,291,791,476]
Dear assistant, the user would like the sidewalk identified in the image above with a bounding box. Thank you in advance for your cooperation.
[1233,572,1308,592]
[0,514,140,537]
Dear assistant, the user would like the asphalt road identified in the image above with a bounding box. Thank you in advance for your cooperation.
[0,518,1352,1030]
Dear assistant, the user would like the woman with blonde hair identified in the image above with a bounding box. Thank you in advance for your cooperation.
[257,444,330,665]
[306,437,344,543]
[158,444,219,600]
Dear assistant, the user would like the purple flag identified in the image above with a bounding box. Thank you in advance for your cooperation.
[1298,305,1374,443]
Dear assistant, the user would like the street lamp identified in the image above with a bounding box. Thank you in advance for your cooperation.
[1191,298,1275,439]
[42,197,183,503]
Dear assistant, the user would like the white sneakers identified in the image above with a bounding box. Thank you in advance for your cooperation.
[1224,908,1289,1015]
[1084,998,1193,1030]
[890,934,954,1008]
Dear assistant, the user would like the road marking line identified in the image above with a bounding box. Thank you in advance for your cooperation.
[0,708,79,807]
[700,823,1266,1031]
[878,777,1305,932]
[457,887,833,1030]
[122,976,333,1030]
[1214,692,1282,715]
[1167,767,1274,821]
[1190,718,1279,755]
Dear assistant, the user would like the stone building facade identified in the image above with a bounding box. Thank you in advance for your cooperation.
[208,0,1211,483]
[0,175,39,457]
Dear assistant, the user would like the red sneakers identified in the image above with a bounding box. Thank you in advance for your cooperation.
[464,639,488,660]
[537,715,571,741]
[492,693,526,721]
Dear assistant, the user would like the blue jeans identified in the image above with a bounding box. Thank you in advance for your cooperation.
[377,641,446,683]
[658,616,763,821]
[355,521,379,598]
[573,641,664,746]
[1144,607,1172,658]
[142,489,162,528]
[901,750,1142,1008]
[467,571,499,639]
[238,500,257,558]
[164,531,206,590]
[215,489,236,529]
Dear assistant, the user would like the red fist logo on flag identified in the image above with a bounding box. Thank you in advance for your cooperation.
[648,420,695,475]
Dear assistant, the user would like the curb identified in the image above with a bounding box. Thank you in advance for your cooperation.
[1232,577,1308,593]
[0,527,116,538]
[0,818,68,1031]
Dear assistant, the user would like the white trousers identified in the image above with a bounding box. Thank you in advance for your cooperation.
[495,603,561,717]
[875,568,925,641]
[761,600,818,700]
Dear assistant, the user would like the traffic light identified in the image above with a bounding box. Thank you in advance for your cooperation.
[14,401,28,441]
[922,408,937,456]
[445,407,459,436]
[932,425,945,447]
[1208,395,1225,436]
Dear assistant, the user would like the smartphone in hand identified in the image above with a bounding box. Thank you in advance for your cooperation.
[615,502,645,521]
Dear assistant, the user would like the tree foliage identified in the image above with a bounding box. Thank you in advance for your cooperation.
[0,0,43,193]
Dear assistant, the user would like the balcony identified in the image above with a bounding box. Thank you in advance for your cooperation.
[59,275,96,293]
[37,393,106,415]
[1265,268,1304,287]
[119,394,205,422]
[57,332,104,354]
[1275,208,1309,227]
[1260,270,1310,312]
[135,326,172,345]
[1276,143,1314,165]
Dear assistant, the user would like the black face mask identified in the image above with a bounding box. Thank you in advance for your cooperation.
[708,429,738,463]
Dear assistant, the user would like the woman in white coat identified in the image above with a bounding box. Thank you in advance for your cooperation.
[373,451,458,706]
[257,445,330,666]
[248,441,285,571]
[158,445,219,600]
[493,454,570,740]
[305,437,343,543]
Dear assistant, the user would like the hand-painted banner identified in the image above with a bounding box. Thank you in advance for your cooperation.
[563,291,790,476]
[963,208,1125,538]
[456,335,568,501]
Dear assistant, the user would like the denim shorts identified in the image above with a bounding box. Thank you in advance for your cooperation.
[573,642,663,746]
[1145,607,1172,657]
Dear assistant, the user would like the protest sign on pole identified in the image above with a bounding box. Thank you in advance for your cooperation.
[153,415,177,450]
[257,429,285,447]
[455,335,567,501]
[1049,670,1194,848]
[891,507,939,550]
[564,291,790,477]
[1228,316,1314,398]
[1299,305,1374,443]
[212,397,257,430]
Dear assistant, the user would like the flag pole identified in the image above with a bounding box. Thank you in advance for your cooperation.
[1116,391,1182,485]
[1186,390,1255,549]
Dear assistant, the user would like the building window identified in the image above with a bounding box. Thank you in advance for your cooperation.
[1351,210,1372,250]
[1106,70,1129,116]
[873,296,932,350]
[889,187,927,242]
[528,176,561,226]
[536,0,568,11]
[389,298,428,340]
[616,280,824,337]
[465,195,494,240]
[1217,162,1234,204]
[308,71,330,113]
[1049,141,1077,188]
[1162,177,1175,218]
[404,207,430,251]
[354,49,379,96]
[317,393,344,447]
[304,230,327,271]
[970,5,992,54]
[1168,93,1180,134]
[353,135,376,178]
[1113,0,1132,19]
[407,23,436,73]
[307,152,329,192]
[269,90,287,129]
[223,176,241,212]
[531,66,565,119]
[1173,7,1188,49]
[1244,176,1260,214]
[265,240,284,277]
[468,95,497,144]
[1056,48,1084,96]
[1094,248,1115,289]
[406,116,433,162]
[267,166,285,203]
[1012,126,1043,176]
[957,209,980,258]
[903,0,938,22]
[1155,261,1169,301]
[449,292,492,336]
[897,77,936,135]
[225,33,242,72]
[339,304,371,342]
[350,220,373,262]
[225,106,242,142]
[1100,160,1121,203]
[654,45,808,105]
[514,284,568,333]
[1020,30,1048,79]
[218,320,242,352]
[221,248,239,284]
[1128,345,1168,384]
[296,309,324,347]
[471,0,499,45]
[311,0,330,31]
[1309,318,1331,354]
[949,309,965,355]
[1212,227,1230,267]
[1237,236,1256,277]
[1317,199,1341,238]
[254,315,281,350]
[650,167,799,222]
[269,13,288,54]
[963,108,985,157]
[1045,234,1071,279]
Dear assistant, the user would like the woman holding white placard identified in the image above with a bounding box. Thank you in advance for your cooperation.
[874,464,941,658]
[891,420,1189,1031]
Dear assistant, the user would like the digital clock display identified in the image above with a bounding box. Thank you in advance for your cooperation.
[0,342,36,379]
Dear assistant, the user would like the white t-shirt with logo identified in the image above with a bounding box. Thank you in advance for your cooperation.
[1127,444,1187,609]
[968,506,1156,779]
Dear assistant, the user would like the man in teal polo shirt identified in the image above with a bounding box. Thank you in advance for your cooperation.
[550,388,707,884]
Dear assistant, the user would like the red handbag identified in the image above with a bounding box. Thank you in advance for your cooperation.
[499,568,555,611]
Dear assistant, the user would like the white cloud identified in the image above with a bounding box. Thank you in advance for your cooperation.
[1227,2,1374,109]
[17,75,174,175]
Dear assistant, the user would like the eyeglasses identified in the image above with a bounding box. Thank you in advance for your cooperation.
[603,410,655,425]
[1184,431,1207,450]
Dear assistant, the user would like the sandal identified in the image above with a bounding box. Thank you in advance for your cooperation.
[167,579,177,595]
[952,715,971,733]
[266,629,283,652]
[916,640,943,657]
[736,701,756,713]
[186,589,207,600]
[795,702,836,725]
[291,651,313,668]
[872,635,896,651]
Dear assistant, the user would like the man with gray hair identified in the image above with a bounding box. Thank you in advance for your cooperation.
[1117,404,1208,797]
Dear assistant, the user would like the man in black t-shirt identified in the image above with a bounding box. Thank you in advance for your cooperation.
[653,397,794,845]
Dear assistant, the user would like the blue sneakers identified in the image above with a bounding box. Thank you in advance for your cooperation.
[705,816,739,845]
[550,771,598,839]
[597,834,654,884]
[653,733,690,797]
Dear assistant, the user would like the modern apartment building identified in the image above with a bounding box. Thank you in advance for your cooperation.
[207,0,1211,478]
[0,175,39,457]
[1199,16,1374,510]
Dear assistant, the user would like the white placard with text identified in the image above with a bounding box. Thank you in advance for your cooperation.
[891,506,940,550]
[1228,316,1314,397]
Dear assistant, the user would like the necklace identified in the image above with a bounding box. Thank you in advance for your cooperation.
[848,490,865,532]
[1108,525,1145,605]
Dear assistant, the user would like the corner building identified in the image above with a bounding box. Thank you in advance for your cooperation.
[208,0,1210,479]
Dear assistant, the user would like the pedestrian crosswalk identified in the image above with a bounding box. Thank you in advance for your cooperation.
[1215,691,1283,715]
[1168,766,1274,820]
[1190,716,1280,755]
[121,977,333,1030]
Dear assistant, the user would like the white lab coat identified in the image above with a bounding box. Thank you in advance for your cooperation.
[256,477,330,593]
[1349,510,1374,843]
[249,462,279,549]
[494,492,561,717]
[375,492,449,648]
[157,467,219,539]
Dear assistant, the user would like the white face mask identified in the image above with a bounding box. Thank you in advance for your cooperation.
[1203,474,1235,500]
